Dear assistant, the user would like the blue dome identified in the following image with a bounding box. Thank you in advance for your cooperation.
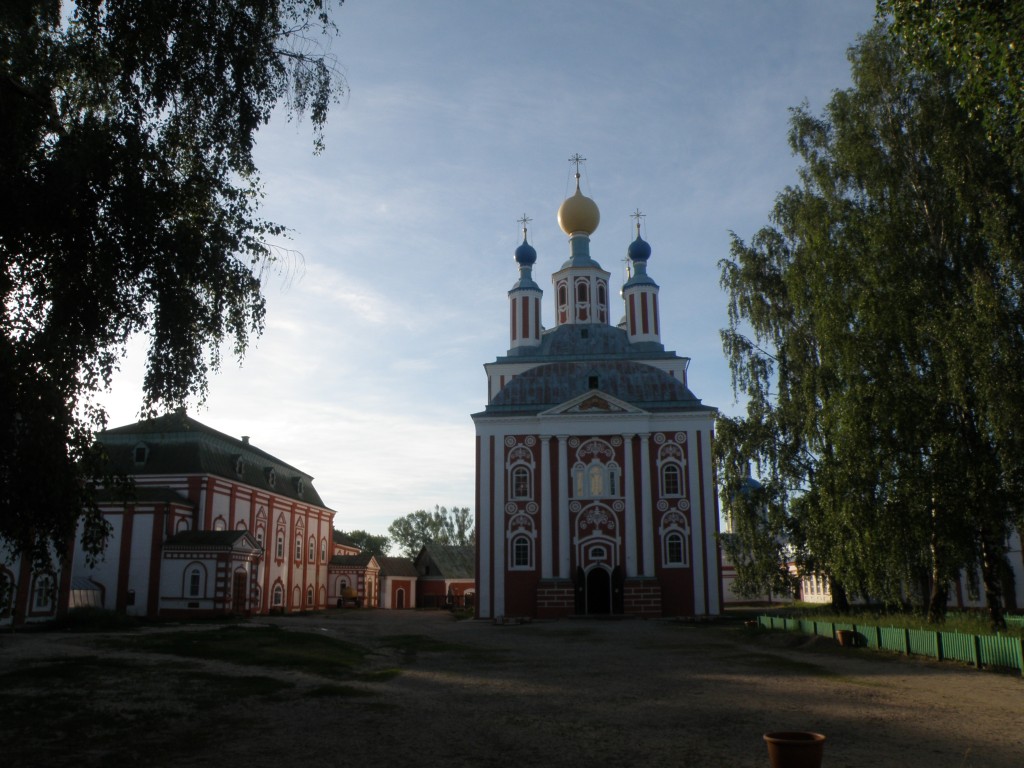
[628,234,652,262]
[515,236,537,266]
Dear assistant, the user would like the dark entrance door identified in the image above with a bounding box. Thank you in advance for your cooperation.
[232,572,247,614]
[585,568,611,615]
[396,588,405,609]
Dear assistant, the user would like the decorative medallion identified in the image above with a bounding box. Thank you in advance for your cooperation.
[653,432,666,444]
[524,436,536,447]
[677,499,691,512]
[611,500,625,513]
[568,437,580,448]
[505,502,518,515]
[610,436,622,447]
[505,436,517,447]
[569,501,582,513]
[675,432,687,444]
[657,499,669,512]
[526,502,539,514]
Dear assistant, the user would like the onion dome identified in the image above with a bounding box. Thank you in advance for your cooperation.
[628,233,652,262]
[515,235,537,266]
[558,176,600,236]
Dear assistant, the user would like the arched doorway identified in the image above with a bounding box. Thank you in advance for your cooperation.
[585,567,612,615]
[396,588,405,609]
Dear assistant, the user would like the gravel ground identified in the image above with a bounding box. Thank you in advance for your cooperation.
[2,610,1021,767]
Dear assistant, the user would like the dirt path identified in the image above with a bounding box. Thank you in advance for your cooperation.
[2,611,1021,767]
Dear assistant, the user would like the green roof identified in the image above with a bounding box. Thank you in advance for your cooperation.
[416,543,475,579]
[98,410,327,507]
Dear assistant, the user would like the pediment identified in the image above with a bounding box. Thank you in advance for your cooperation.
[540,390,646,416]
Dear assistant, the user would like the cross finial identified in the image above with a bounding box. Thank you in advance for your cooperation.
[568,153,586,184]
[630,208,645,236]
[622,255,632,280]
[517,213,532,238]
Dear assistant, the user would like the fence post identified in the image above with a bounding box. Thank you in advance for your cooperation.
[934,631,942,661]
[904,628,911,655]
[972,635,982,669]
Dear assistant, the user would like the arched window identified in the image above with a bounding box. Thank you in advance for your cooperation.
[294,525,304,561]
[511,465,531,498]
[308,535,315,563]
[272,583,284,606]
[306,586,314,606]
[512,535,532,569]
[184,563,206,597]
[659,512,690,568]
[320,538,327,562]
[507,513,536,571]
[662,463,682,496]
[256,526,265,548]
[275,531,285,559]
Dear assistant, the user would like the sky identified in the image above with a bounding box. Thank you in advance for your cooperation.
[100,0,879,537]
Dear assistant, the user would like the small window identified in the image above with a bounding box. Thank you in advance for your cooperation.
[266,468,276,488]
[276,531,284,559]
[256,527,265,547]
[189,569,201,597]
[133,443,148,465]
[512,536,532,569]
[662,464,682,496]
[666,533,684,565]
[320,539,327,562]
[306,586,314,606]
[272,584,284,606]
[511,466,531,498]
[32,575,53,611]
[294,535,302,561]
[308,536,315,563]
[588,375,598,389]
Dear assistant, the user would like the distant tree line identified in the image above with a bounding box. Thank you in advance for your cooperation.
[718,15,1024,630]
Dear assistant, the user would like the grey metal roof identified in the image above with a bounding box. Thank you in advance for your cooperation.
[499,322,673,361]
[330,552,379,568]
[98,410,326,507]
[416,543,475,579]
[479,360,711,416]
[164,530,258,549]
[378,556,419,578]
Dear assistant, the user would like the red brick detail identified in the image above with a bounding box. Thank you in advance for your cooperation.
[536,580,575,619]
[623,578,662,618]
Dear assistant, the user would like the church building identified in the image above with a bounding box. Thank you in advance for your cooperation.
[472,165,721,619]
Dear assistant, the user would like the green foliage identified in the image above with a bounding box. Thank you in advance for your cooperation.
[387,505,475,558]
[336,529,390,558]
[719,25,1024,624]
[0,1,347,567]
[879,0,1024,173]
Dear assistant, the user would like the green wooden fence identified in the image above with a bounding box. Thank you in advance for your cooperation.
[754,615,1024,676]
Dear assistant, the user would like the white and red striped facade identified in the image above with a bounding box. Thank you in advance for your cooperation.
[473,177,721,619]
[0,410,341,626]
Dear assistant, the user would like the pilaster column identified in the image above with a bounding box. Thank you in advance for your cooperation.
[492,436,506,617]
[478,435,492,617]
[557,435,570,578]
[639,433,655,576]
[622,434,638,577]
[540,435,553,579]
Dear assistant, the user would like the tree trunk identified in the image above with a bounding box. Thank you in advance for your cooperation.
[979,532,1007,632]
[830,578,849,613]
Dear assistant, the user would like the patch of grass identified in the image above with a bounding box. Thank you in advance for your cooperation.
[721,651,838,677]
[0,656,294,767]
[376,633,506,663]
[103,624,369,678]
[307,683,377,698]
[764,607,1023,637]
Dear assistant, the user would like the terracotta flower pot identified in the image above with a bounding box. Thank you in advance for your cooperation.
[835,629,856,647]
[763,731,826,768]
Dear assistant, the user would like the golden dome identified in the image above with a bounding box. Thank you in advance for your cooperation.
[557,182,600,236]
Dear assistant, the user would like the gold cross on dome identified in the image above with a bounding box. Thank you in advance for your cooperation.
[517,213,532,232]
[568,153,586,175]
[631,208,645,235]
